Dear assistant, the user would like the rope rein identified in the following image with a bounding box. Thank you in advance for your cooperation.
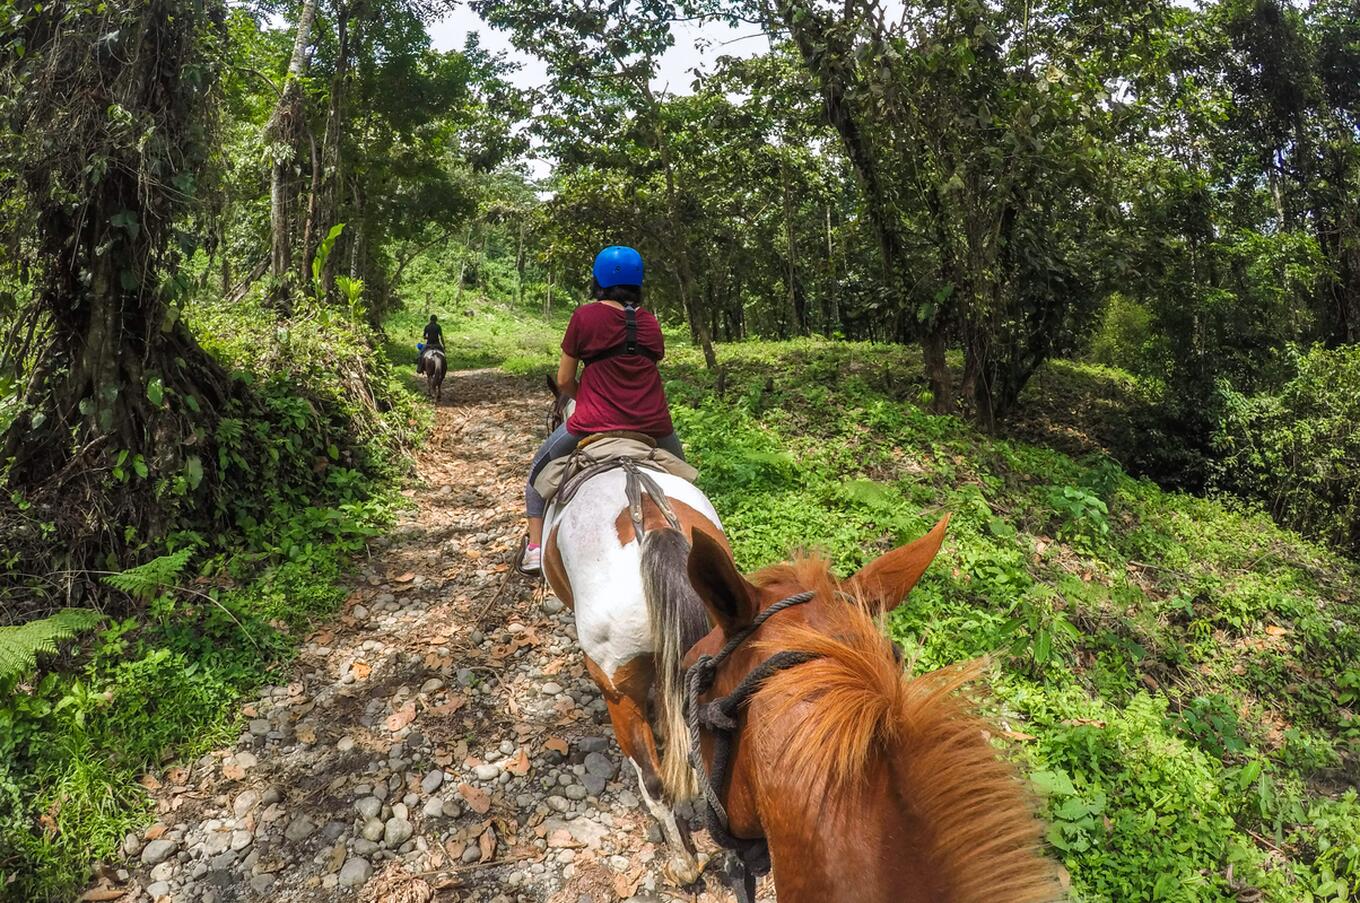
[683,590,819,903]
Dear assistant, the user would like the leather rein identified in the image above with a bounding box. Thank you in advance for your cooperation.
[683,590,820,903]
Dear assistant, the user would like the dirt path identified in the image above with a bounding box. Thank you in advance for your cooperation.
[109,369,766,903]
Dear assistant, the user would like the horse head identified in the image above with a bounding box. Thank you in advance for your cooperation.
[681,516,1060,903]
[544,372,574,435]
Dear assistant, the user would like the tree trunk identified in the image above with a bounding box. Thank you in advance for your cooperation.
[652,118,717,369]
[265,0,317,300]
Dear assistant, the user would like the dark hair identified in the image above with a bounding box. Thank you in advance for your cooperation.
[429,314,438,321]
[591,278,642,307]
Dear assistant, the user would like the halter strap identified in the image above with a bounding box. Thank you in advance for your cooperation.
[683,590,819,903]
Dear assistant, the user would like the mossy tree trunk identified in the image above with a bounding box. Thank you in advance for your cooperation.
[0,0,234,561]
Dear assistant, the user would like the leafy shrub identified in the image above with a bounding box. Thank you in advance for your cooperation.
[1213,343,1360,554]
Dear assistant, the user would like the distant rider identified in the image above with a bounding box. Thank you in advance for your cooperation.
[519,246,684,573]
[419,314,444,373]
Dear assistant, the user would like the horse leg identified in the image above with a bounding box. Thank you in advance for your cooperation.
[585,655,705,885]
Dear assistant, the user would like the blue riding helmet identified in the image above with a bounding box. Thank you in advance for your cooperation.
[593,246,644,288]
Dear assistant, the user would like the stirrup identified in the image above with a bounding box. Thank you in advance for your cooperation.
[514,535,541,577]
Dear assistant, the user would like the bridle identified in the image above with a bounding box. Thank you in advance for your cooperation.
[683,590,821,903]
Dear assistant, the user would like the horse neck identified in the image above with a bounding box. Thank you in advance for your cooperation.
[737,695,953,903]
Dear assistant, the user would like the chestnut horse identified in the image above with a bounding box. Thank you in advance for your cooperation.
[683,517,1061,903]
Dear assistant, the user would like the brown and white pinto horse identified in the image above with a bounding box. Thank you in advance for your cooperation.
[683,518,1062,903]
[539,430,723,883]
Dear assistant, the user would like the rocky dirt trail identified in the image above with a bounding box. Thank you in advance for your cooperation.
[99,369,764,903]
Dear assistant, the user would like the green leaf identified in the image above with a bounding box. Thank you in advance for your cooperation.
[146,375,164,406]
[1031,769,1077,797]
[183,455,203,490]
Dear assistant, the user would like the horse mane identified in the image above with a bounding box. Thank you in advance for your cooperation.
[749,556,1061,903]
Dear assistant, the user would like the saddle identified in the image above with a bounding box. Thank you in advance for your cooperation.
[533,435,697,509]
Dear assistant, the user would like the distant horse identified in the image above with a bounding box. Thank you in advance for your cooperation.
[538,376,717,884]
[419,347,446,402]
[682,517,1061,903]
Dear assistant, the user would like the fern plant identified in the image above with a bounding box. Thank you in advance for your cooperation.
[0,608,103,688]
[102,547,192,603]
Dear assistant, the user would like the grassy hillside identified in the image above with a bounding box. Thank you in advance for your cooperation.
[440,293,1360,902]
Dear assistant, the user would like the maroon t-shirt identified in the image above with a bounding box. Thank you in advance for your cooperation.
[562,302,673,437]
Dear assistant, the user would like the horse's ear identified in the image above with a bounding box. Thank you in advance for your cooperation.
[687,531,759,632]
[544,372,559,398]
[847,515,950,613]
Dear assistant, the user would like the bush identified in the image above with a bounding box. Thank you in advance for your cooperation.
[1213,343,1360,554]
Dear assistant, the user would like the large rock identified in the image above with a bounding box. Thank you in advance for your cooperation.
[382,817,413,846]
[140,839,178,866]
[355,797,382,821]
[583,752,617,780]
[338,857,373,887]
[283,815,316,842]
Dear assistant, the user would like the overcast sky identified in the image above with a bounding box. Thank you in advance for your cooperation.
[426,7,771,97]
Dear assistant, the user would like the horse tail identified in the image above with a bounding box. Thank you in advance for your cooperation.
[640,527,708,802]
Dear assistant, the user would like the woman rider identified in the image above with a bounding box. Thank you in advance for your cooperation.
[519,246,684,573]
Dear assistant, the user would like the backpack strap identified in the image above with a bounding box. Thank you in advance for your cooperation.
[582,303,659,366]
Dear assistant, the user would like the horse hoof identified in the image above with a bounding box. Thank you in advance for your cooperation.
[661,851,707,887]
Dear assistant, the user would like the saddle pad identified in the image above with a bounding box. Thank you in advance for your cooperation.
[533,436,698,506]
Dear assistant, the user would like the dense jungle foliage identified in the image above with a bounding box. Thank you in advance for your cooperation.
[0,0,1357,899]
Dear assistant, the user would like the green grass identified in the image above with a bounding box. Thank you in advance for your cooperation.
[433,290,1360,902]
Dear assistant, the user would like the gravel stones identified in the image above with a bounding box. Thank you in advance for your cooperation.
[361,818,385,842]
[474,763,500,781]
[140,839,178,866]
[420,769,444,793]
[248,719,271,737]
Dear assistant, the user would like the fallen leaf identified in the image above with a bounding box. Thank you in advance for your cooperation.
[1264,625,1289,637]
[395,572,416,583]
[138,774,162,791]
[613,865,643,897]
[222,764,245,782]
[350,661,372,680]
[429,695,466,717]
[544,737,570,756]
[433,748,454,767]
[144,824,167,841]
[542,659,563,676]
[478,825,497,862]
[287,682,305,697]
[504,749,530,777]
[385,701,417,732]
[1002,731,1037,741]
[241,704,258,718]
[165,767,188,786]
[311,629,334,645]
[79,889,127,902]
[295,724,317,745]
[458,783,491,814]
